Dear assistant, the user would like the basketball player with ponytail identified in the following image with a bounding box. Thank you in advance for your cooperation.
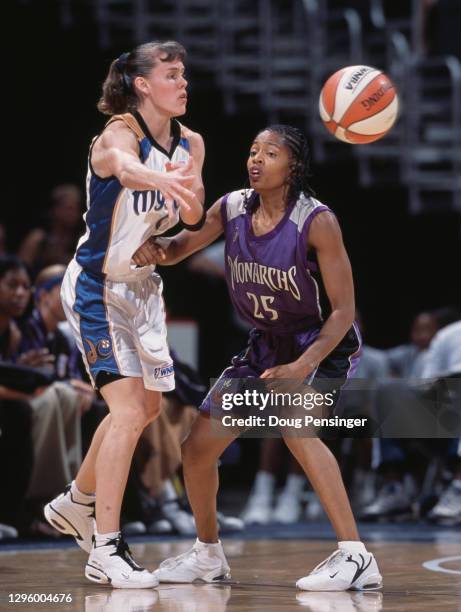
[44,41,206,588]
[133,124,383,591]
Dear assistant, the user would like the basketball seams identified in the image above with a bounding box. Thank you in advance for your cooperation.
[340,74,396,128]
[347,97,399,136]
[332,67,381,123]
[321,67,348,120]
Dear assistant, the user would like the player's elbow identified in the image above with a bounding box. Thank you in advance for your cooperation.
[106,148,131,186]
[341,304,355,330]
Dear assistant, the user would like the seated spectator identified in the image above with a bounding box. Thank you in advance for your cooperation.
[423,317,461,525]
[0,256,35,535]
[18,184,84,275]
[0,255,31,360]
[17,265,94,503]
[361,311,440,521]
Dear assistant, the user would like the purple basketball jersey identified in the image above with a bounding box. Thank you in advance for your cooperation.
[221,190,331,334]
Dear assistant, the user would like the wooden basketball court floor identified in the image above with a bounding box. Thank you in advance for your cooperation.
[1,537,461,611]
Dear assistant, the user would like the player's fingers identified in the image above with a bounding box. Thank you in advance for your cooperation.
[153,246,166,260]
[133,248,150,266]
[146,243,164,262]
[166,161,182,172]
[171,194,191,213]
[174,173,195,188]
[177,157,193,174]
[260,369,275,379]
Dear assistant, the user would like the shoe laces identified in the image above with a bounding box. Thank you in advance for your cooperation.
[311,549,348,574]
[108,536,142,571]
[158,546,199,570]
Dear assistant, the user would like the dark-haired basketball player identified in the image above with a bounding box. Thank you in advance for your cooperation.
[44,41,206,588]
[133,124,383,592]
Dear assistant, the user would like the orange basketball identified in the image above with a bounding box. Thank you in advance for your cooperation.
[319,65,399,144]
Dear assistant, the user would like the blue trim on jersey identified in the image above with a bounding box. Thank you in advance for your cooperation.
[139,137,152,163]
[74,269,120,380]
[179,137,190,152]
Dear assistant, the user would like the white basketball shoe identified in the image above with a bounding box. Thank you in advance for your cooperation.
[153,539,231,583]
[44,483,95,553]
[296,548,382,592]
[85,535,158,589]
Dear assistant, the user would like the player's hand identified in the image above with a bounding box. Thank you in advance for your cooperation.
[153,158,196,213]
[17,348,55,368]
[132,237,168,267]
[261,361,312,380]
[260,361,313,395]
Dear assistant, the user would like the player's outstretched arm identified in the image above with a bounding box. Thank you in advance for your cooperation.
[132,197,224,267]
[91,121,196,210]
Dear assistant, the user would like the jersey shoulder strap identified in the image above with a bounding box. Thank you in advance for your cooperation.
[221,189,247,225]
[105,113,145,142]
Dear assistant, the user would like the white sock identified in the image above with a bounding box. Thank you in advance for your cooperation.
[94,529,120,548]
[282,474,305,497]
[338,540,367,554]
[71,481,95,503]
[196,538,221,549]
[253,471,275,497]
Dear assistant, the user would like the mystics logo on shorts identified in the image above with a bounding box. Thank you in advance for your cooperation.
[154,363,174,379]
[84,337,113,364]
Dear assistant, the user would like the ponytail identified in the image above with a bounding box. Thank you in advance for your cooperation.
[97,41,186,116]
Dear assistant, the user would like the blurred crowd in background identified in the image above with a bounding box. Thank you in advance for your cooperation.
[0,183,460,544]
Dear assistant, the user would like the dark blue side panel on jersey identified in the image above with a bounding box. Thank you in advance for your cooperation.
[74,268,120,380]
[76,176,123,275]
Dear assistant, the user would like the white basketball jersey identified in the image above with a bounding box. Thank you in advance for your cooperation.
[75,112,190,281]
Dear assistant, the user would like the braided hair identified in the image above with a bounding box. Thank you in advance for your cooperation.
[244,124,315,213]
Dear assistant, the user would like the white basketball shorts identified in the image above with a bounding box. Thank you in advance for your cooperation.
[61,259,174,392]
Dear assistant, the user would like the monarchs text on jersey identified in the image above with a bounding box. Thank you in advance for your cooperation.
[75,112,190,281]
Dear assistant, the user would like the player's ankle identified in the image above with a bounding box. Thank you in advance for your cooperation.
[338,540,367,554]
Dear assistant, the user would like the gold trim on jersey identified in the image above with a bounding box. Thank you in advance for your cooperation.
[106,113,145,141]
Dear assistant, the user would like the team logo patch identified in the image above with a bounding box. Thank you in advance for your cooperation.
[84,337,113,364]
[97,338,113,359]
[84,338,98,365]
[153,364,174,379]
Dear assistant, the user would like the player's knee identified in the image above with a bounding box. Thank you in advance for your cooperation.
[114,398,149,430]
[181,434,214,468]
[181,435,202,466]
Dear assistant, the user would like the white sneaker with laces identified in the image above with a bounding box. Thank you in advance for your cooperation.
[85,535,157,589]
[153,539,231,583]
[44,483,94,553]
[296,548,382,592]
